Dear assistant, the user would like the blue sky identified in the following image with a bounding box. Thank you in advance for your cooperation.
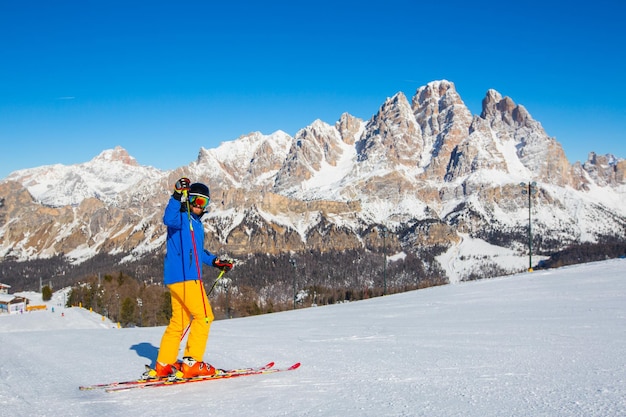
[1,0,624,179]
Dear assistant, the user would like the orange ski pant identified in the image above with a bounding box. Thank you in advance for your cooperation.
[156,280,214,365]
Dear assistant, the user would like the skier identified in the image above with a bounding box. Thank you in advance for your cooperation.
[147,177,233,379]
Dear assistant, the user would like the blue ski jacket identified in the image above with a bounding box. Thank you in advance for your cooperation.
[163,196,217,285]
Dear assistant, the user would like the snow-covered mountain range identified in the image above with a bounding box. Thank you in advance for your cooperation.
[1,80,624,282]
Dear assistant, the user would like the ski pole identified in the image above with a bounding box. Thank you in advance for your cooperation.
[183,189,211,324]
[207,268,226,297]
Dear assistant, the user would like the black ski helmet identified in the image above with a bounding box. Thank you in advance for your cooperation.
[189,183,210,209]
[189,182,210,200]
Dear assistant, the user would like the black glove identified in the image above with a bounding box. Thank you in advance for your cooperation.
[172,177,191,200]
[213,258,234,272]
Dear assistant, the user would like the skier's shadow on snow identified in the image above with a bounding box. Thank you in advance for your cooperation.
[130,343,159,367]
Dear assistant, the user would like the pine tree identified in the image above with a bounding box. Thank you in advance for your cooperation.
[42,285,52,301]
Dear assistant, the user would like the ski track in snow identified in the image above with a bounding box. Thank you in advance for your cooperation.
[0,259,625,416]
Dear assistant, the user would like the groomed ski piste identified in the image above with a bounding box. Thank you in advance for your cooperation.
[1,259,625,416]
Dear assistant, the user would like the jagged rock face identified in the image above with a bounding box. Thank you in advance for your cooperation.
[1,80,625,281]
[412,80,473,179]
[358,92,423,169]
[0,182,163,262]
[479,90,575,187]
[617,161,626,184]
[445,116,510,182]
[583,152,626,186]
[335,113,363,146]
[195,131,292,191]
[274,120,346,191]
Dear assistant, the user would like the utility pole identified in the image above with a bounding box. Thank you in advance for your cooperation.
[520,181,538,272]
[290,258,297,310]
[136,298,143,327]
[381,226,387,295]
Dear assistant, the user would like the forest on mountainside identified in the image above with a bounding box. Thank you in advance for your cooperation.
[62,248,448,327]
[2,240,625,327]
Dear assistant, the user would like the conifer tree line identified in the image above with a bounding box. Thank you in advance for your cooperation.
[62,248,447,327]
[66,272,171,327]
[2,240,624,327]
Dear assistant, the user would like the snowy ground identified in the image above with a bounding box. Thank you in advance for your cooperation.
[0,259,625,417]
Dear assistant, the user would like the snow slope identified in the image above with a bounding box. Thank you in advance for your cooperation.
[0,260,625,417]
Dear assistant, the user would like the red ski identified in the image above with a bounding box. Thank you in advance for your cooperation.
[79,362,276,391]
[104,362,300,392]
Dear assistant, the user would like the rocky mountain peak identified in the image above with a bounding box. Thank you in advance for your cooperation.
[357,92,422,169]
[481,89,532,128]
[91,146,138,166]
[273,120,348,193]
[411,80,473,178]
[335,113,364,146]
[193,130,293,194]
[583,152,626,186]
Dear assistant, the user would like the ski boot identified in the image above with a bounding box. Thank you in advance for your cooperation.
[142,361,181,380]
[175,356,218,379]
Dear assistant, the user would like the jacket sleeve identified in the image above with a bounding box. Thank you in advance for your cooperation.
[163,196,183,229]
[202,249,217,267]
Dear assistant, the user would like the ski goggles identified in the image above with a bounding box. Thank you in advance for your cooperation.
[189,195,210,209]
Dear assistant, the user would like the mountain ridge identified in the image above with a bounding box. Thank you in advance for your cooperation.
[1,80,625,287]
